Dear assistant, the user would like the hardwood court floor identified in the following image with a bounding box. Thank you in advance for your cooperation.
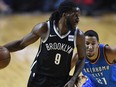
[0,13,116,87]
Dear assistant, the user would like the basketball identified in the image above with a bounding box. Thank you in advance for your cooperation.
[0,46,11,69]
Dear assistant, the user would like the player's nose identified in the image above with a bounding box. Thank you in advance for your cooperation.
[88,44,93,50]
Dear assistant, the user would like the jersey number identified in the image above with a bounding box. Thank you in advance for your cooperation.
[54,53,61,65]
[96,77,107,85]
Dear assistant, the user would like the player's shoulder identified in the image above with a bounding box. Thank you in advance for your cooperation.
[75,29,84,39]
[33,22,48,31]
[32,22,48,35]
[75,28,84,35]
[104,44,116,64]
[34,22,48,30]
[104,44,111,53]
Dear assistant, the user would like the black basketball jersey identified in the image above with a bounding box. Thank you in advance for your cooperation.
[32,21,78,77]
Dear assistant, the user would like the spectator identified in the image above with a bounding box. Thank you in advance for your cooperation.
[0,0,12,14]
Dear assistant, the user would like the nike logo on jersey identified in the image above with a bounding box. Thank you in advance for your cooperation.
[33,73,35,77]
[49,34,56,37]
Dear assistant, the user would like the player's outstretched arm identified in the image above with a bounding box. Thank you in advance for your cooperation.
[3,22,48,52]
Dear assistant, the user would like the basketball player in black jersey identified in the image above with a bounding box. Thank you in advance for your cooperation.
[3,1,86,87]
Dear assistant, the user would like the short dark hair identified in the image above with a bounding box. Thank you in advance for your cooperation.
[84,30,99,42]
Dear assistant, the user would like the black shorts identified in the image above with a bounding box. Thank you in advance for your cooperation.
[27,72,69,87]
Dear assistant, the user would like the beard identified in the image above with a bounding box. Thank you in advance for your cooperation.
[66,18,75,32]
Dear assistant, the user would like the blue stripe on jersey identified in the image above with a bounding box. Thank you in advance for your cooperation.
[82,44,116,87]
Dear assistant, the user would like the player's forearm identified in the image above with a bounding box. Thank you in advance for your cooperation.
[3,40,26,52]
[70,58,85,82]
[71,53,78,69]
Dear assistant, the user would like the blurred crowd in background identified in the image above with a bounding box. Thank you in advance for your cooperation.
[0,0,116,16]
